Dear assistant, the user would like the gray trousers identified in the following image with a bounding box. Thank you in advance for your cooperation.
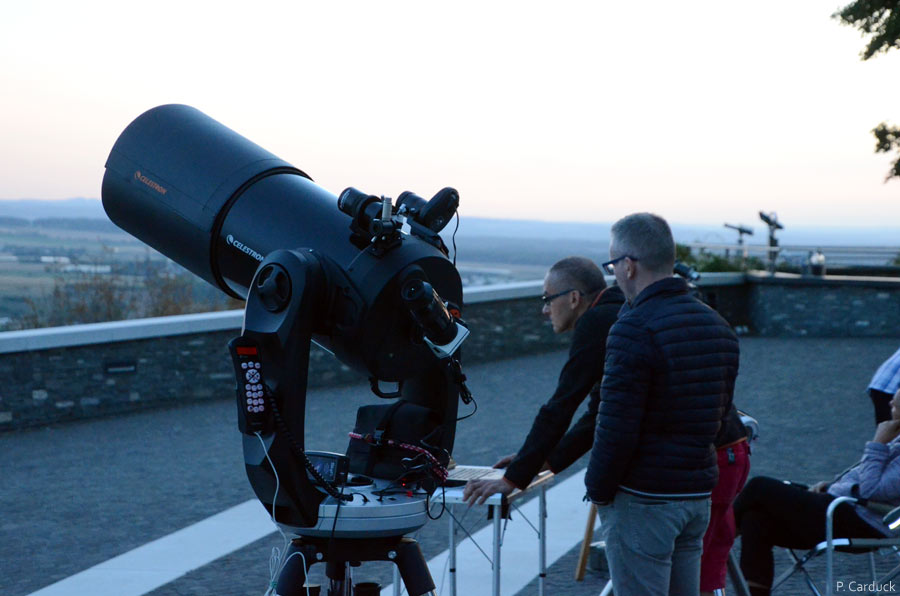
[597,491,711,596]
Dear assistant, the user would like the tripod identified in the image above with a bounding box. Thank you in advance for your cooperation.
[275,535,435,596]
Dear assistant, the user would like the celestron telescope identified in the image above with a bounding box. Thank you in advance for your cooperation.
[102,104,471,596]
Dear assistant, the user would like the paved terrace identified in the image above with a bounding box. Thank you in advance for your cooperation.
[4,335,900,596]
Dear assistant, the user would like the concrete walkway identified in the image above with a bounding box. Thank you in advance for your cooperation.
[3,336,900,595]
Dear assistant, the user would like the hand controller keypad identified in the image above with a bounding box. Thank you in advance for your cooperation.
[229,338,272,434]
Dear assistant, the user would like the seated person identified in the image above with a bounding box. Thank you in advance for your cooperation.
[869,346,900,424]
[734,388,900,596]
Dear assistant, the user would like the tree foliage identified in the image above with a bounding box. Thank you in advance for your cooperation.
[834,1,900,180]
[675,244,765,273]
[14,249,242,329]
[834,0,900,60]
[873,122,900,180]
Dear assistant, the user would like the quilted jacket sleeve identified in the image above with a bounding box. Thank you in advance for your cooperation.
[504,306,612,488]
[584,318,657,503]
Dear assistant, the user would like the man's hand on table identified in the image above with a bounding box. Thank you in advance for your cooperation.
[463,476,516,506]
[492,453,516,468]
[492,453,551,473]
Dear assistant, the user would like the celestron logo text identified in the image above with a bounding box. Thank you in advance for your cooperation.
[226,235,264,261]
[134,171,168,195]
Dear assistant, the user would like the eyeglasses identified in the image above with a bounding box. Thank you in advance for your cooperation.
[601,255,638,275]
[541,288,579,305]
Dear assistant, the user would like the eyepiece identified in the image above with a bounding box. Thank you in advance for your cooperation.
[397,187,459,233]
[337,187,377,218]
[402,278,458,346]
[673,261,701,282]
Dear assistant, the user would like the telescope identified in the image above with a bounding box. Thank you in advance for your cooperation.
[102,104,470,595]
[758,211,783,230]
[724,223,753,237]
[758,211,784,275]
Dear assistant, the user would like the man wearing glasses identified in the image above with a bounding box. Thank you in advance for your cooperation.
[585,213,740,596]
[463,256,624,505]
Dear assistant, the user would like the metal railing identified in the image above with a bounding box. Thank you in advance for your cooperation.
[682,243,900,268]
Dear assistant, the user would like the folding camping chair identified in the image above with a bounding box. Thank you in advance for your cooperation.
[768,497,900,596]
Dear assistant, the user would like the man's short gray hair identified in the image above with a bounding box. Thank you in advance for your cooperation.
[610,213,675,274]
[548,256,607,296]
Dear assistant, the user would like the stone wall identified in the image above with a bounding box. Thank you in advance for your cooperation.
[2,273,898,431]
[0,282,571,430]
[747,273,900,337]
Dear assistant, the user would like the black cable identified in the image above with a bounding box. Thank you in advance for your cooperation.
[426,485,447,520]
[265,388,352,501]
[451,211,460,267]
[330,484,345,540]
[456,394,478,422]
[325,485,345,596]
[372,470,415,500]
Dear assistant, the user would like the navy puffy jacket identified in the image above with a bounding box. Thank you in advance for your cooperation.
[584,277,740,504]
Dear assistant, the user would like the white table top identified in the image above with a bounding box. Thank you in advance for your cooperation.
[440,470,554,506]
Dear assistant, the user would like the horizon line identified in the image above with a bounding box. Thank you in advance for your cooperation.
[2,197,900,230]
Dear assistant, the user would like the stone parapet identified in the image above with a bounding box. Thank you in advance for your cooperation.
[1,272,897,430]
[747,272,900,337]
[0,283,563,430]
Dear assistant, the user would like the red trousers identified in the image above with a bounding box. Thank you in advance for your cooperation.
[700,440,751,591]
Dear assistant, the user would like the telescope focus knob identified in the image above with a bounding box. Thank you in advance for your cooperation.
[256,264,292,312]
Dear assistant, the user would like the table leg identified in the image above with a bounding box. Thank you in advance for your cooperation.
[393,566,401,596]
[493,503,501,596]
[449,503,457,596]
[539,485,547,596]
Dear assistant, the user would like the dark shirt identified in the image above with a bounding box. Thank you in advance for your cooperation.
[716,404,747,448]
[585,277,740,503]
[504,285,625,489]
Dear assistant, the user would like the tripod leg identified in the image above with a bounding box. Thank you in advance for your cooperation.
[394,537,436,596]
[325,559,347,596]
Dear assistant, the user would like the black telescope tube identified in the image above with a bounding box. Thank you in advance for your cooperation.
[102,104,355,298]
[102,104,463,382]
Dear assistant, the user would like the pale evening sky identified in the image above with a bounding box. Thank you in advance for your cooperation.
[1,0,898,228]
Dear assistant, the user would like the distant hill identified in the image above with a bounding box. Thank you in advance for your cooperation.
[453,217,900,247]
[0,198,897,247]
[0,215,119,233]
[0,198,107,220]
